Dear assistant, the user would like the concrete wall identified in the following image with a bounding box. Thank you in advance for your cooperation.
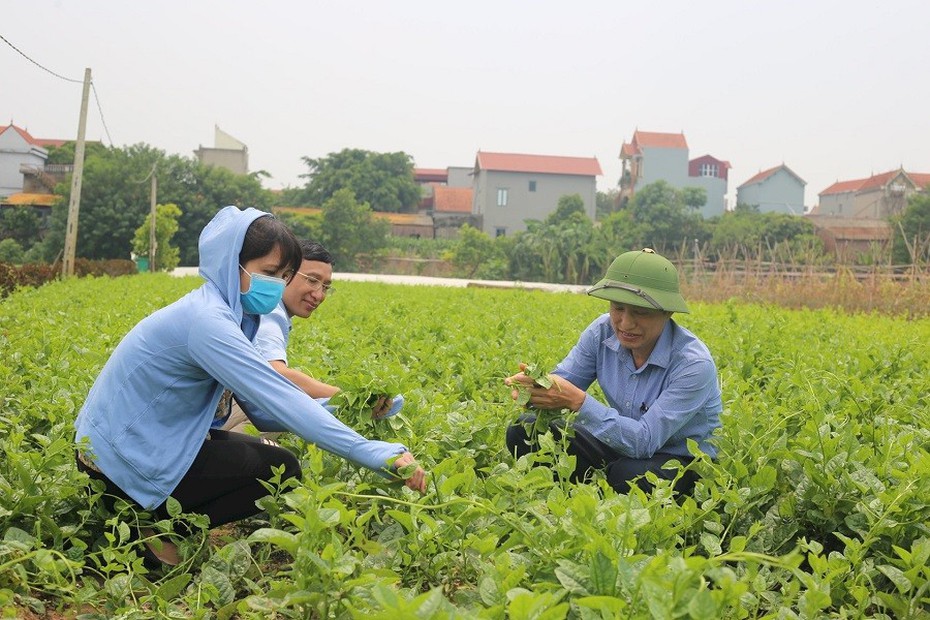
[737,169,806,215]
[474,169,596,236]
[447,166,473,187]
[634,147,690,192]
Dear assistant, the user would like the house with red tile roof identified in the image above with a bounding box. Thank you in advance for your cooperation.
[414,166,473,212]
[432,185,478,238]
[0,124,52,197]
[471,151,602,237]
[619,130,730,217]
[814,168,930,219]
[736,164,807,215]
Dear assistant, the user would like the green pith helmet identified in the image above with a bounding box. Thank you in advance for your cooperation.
[587,248,689,313]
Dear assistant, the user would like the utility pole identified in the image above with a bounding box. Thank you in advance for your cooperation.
[62,68,92,278]
[149,169,157,271]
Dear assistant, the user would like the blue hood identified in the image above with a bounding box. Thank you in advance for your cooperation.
[198,206,270,316]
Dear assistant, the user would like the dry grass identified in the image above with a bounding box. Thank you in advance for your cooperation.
[682,269,930,318]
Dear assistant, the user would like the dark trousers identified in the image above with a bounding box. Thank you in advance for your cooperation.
[505,416,698,495]
[77,429,301,528]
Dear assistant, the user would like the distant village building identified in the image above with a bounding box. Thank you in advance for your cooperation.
[619,130,729,217]
[446,166,473,188]
[414,166,474,212]
[814,169,930,219]
[0,124,72,233]
[0,124,67,198]
[736,164,807,215]
[194,125,248,175]
[805,215,892,262]
[432,185,476,238]
[471,151,602,237]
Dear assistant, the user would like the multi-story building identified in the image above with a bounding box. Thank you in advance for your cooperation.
[815,169,930,219]
[736,164,807,215]
[193,125,248,175]
[0,124,65,198]
[471,151,602,237]
[619,130,729,217]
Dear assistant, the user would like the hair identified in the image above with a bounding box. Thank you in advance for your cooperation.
[238,214,302,277]
[299,240,334,266]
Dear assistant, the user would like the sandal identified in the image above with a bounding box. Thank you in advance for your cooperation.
[139,527,181,567]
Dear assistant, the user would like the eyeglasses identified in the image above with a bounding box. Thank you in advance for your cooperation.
[295,271,335,295]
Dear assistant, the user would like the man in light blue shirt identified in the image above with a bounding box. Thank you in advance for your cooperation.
[220,240,400,437]
[505,248,721,495]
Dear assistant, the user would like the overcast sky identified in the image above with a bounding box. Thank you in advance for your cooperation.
[4,1,929,208]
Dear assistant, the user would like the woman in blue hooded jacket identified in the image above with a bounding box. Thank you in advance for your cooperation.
[75,206,426,564]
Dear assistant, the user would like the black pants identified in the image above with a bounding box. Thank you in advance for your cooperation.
[77,429,301,528]
[505,416,698,495]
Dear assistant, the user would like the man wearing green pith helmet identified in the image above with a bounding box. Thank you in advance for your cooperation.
[505,248,722,495]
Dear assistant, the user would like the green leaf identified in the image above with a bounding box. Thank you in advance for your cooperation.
[247,528,298,554]
[155,573,192,601]
[165,496,182,517]
[589,551,617,596]
[687,589,718,620]
[877,564,912,593]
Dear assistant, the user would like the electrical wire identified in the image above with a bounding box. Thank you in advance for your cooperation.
[91,82,114,146]
[0,32,82,84]
[2,32,115,146]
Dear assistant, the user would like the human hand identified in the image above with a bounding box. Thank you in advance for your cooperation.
[391,451,427,494]
[370,395,391,419]
[504,362,585,412]
[504,362,537,401]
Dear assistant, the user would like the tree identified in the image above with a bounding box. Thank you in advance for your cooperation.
[132,203,183,271]
[547,194,586,223]
[318,189,389,271]
[710,210,816,259]
[0,238,25,264]
[45,141,108,165]
[448,224,506,279]
[595,189,621,220]
[508,206,603,284]
[891,192,930,264]
[681,187,708,211]
[625,181,708,253]
[276,210,323,244]
[294,148,421,212]
[41,143,274,266]
[0,208,41,249]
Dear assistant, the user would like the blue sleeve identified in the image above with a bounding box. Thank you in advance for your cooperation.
[187,311,406,473]
[552,318,602,391]
[239,394,403,431]
[576,357,718,458]
[237,396,338,432]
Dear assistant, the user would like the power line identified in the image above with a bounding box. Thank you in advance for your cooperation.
[0,32,82,84]
[3,33,115,146]
[91,82,114,146]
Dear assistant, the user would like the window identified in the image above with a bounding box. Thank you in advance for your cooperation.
[528,180,537,192]
[700,163,718,178]
[495,227,507,237]
[497,188,508,207]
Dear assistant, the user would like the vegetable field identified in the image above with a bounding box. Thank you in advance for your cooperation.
[1,275,929,618]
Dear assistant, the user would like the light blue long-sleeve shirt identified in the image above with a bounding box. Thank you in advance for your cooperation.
[74,206,407,509]
[553,313,721,459]
[222,300,403,432]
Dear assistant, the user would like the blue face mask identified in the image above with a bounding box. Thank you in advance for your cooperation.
[239,265,286,315]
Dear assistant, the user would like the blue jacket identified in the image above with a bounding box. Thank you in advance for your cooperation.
[74,206,407,509]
